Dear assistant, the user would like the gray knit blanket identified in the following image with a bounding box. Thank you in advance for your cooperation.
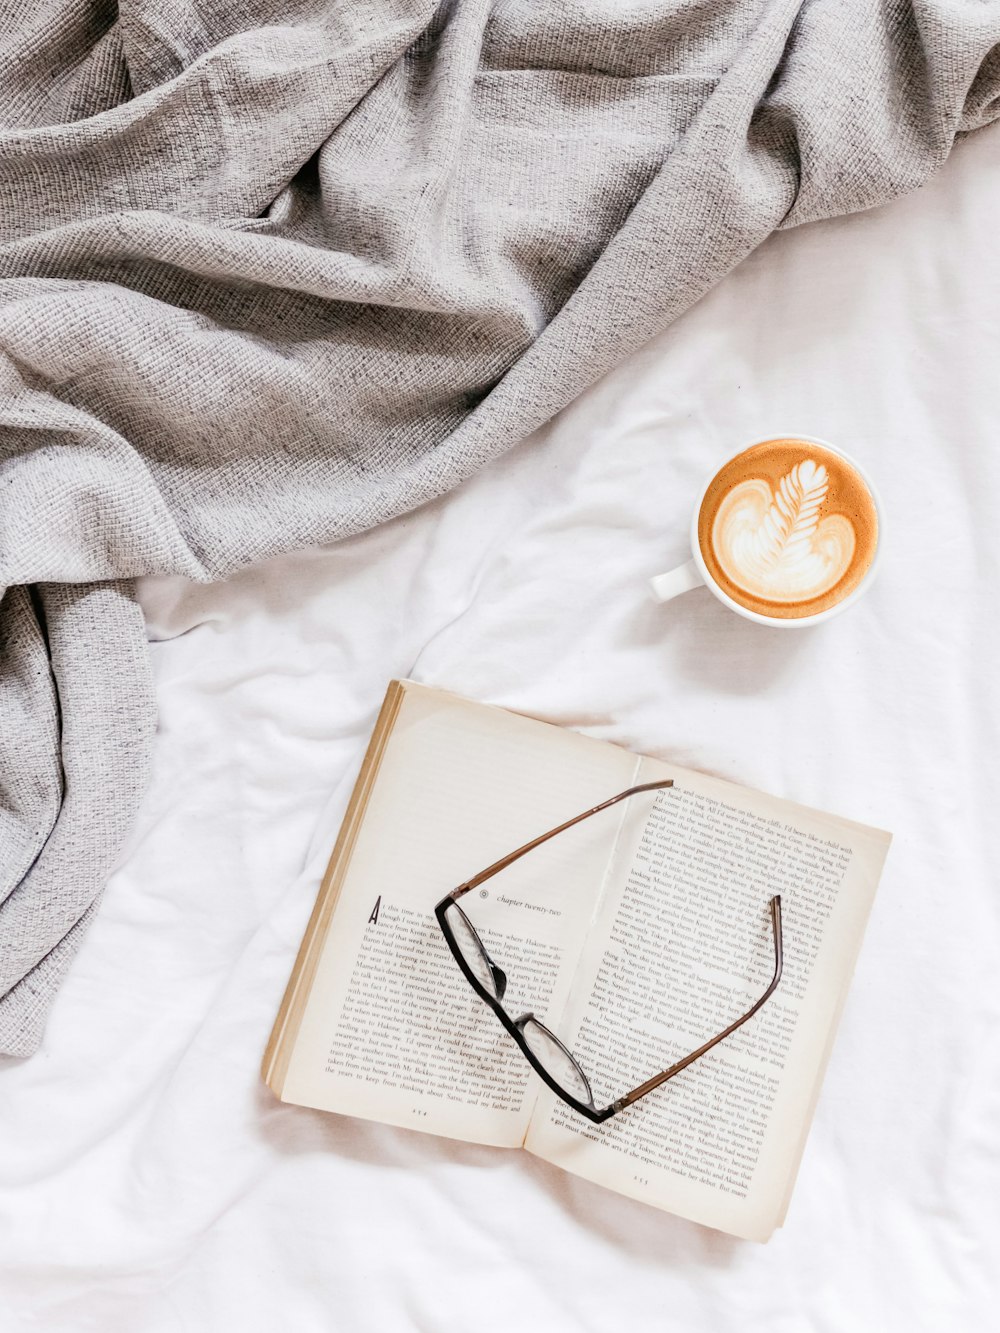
[1,1,998,1057]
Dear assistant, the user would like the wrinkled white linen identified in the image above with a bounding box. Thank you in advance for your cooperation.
[1,121,998,1333]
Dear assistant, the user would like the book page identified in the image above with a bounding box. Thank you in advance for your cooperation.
[280,682,639,1147]
[524,760,890,1240]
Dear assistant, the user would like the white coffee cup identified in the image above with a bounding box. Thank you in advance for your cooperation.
[649,434,883,628]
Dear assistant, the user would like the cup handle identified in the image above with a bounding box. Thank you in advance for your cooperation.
[650,559,704,603]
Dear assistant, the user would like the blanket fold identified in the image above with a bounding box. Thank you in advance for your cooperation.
[2,0,999,1055]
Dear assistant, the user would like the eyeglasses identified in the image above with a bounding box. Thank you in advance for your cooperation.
[435,780,783,1124]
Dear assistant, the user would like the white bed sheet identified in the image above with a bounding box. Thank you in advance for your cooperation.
[2,122,999,1332]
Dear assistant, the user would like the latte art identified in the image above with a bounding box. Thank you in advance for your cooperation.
[713,460,855,603]
[697,439,879,620]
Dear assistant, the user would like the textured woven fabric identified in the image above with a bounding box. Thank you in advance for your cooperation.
[1,1,999,1057]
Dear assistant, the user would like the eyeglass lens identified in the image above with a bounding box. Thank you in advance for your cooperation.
[444,903,595,1106]
[516,1016,594,1105]
[443,902,501,999]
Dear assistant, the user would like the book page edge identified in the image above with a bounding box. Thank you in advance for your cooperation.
[773,840,891,1227]
[261,678,408,1094]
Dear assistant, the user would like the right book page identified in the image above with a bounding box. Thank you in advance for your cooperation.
[522,761,891,1241]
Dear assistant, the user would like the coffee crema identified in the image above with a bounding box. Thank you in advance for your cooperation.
[697,439,878,620]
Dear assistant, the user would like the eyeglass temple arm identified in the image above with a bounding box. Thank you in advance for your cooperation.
[615,895,783,1111]
[451,780,675,901]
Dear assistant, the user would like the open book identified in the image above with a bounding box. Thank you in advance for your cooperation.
[263,680,890,1241]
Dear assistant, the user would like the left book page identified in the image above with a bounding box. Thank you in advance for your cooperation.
[264,680,638,1148]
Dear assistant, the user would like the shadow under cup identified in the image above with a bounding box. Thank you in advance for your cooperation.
[693,436,882,626]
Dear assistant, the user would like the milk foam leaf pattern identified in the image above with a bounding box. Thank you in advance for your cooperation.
[761,461,828,569]
[713,457,856,604]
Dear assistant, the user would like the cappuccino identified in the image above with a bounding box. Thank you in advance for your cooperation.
[696,438,879,620]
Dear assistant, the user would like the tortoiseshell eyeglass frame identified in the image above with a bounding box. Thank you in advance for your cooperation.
[435,780,783,1124]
